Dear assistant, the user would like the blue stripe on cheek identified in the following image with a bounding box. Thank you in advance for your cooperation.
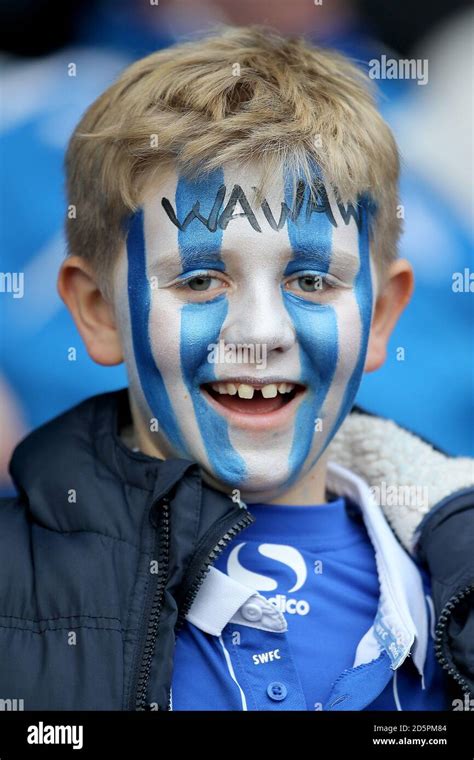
[329,200,373,439]
[176,170,247,483]
[126,209,187,455]
[283,170,338,484]
[284,296,339,485]
[180,298,247,482]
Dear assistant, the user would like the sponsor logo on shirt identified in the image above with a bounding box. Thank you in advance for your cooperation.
[226,542,310,615]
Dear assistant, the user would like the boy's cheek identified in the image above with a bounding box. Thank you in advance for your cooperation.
[296,289,369,371]
[148,293,183,371]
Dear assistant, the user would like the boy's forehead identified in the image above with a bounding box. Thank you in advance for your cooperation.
[138,162,363,276]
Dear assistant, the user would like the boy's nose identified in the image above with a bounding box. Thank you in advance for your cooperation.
[219,289,296,353]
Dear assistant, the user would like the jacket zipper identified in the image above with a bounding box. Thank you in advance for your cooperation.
[133,494,171,711]
[134,494,254,711]
[174,503,255,634]
[164,503,255,711]
[434,582,474,696]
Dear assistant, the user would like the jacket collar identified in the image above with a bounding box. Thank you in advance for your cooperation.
[185,460,429,681]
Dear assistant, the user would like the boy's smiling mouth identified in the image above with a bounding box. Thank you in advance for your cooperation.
[200,378,307,431]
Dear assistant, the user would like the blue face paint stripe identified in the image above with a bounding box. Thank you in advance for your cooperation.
[283,167,339,484]
[180,299,247,482]
[283,175,334,277]
[176,171,226,271]
[328,200,373,440]
[126,209,187,455]
[176,170,247,483]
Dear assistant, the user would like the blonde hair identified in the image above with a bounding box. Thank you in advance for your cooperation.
[65,25,401,290]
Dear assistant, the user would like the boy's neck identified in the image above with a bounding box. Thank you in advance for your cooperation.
[123,400,329,506]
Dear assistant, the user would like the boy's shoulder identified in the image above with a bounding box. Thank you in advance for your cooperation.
[3,388,152,533]
[0,390,150,609]
[329,411,474,698]
[328,405,474,553]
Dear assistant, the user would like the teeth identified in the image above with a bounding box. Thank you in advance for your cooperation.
[261,384,278,398]
[237,384,254,399]
[209,382,296,397]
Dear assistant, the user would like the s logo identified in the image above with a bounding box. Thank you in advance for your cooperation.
[227,543,307,592]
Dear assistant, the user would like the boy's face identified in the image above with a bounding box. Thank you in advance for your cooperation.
[116,162,374,499]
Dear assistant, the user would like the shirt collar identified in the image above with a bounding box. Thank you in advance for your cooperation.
[185,566,287,636]
[325,461,428,682]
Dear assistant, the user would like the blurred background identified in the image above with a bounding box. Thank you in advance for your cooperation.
[1,0,473,494]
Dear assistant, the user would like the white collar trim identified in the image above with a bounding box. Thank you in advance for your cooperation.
[325,460,428,680]
[185,566,287,636]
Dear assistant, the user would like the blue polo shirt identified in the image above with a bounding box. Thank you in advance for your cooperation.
[170,474,449,711]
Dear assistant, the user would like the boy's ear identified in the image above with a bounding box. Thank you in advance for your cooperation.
[364,258,414,373]
[57,256,123,366]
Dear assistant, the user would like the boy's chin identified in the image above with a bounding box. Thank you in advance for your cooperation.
[200,458,310,503]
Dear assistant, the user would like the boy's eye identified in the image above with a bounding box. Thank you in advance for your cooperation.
[172,272,228,297]
[296,275,324,292]
[187,275,214,291]
[285,273,331,296]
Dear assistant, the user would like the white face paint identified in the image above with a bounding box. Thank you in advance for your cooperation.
[114,162,374,500]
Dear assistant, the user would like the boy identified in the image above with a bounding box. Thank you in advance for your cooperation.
[1,26,473,711]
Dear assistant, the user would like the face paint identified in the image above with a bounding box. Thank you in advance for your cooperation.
[118,162,374,500]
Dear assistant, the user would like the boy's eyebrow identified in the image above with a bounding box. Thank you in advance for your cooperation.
[283,246,361,279]
[152,246,225,277]
[154,246,226,276]
[153,244,361,278]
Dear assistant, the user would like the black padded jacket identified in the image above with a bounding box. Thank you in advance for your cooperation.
[0,389,472,710]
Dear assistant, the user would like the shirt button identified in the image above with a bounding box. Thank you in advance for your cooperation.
[267,682,288,701]
[241,602,263,622]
